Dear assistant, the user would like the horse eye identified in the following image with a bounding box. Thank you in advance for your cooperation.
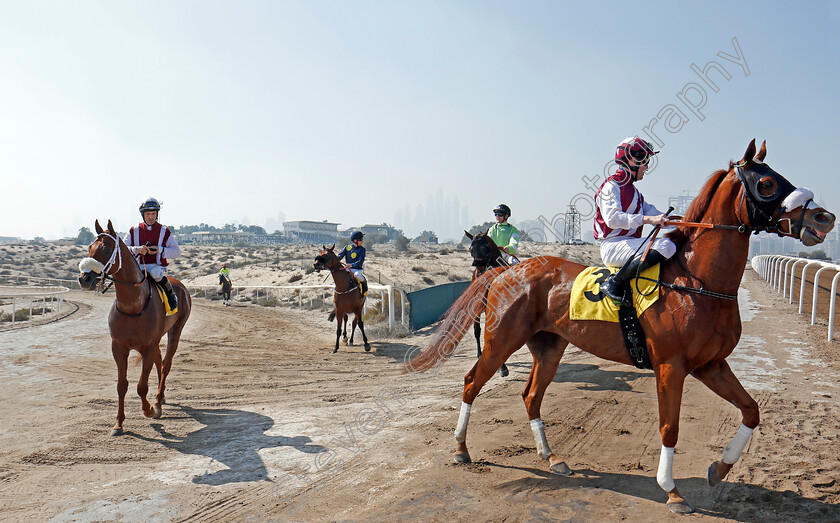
[757,176,777,197]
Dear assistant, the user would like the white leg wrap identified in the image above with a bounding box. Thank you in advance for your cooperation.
[530,418,551,459]
[454,402,471,443]
[722,423,754,464]
[656,446,676,492]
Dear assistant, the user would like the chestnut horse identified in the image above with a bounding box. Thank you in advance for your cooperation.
[407,140,835,513]
[464,230,509,378]
[314,245,370,353]
[78,220,192,436]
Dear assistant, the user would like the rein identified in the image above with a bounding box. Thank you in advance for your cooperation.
[634,165,801,301]
[95,232,147,289]
[329,266,362,295]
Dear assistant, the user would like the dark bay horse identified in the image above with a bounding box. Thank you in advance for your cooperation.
[78,220,192,436]
[314,245,370,353]
[219,273,232,306]
[464,230,509,378]
[407,140,835,513]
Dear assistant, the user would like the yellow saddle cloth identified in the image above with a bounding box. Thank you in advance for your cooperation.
[569,264,661,322]
[155,286,178,316]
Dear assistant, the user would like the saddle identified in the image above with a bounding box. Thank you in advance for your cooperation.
[569,265,661,370]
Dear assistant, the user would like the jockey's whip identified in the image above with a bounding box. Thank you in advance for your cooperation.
[615,206,674,277]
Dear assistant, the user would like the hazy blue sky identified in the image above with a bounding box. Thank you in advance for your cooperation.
[2,1,839,239]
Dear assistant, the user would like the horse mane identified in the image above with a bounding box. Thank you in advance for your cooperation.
[666,166,731,247]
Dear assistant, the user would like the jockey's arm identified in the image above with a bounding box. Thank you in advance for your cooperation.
[598,182,645,231]
[123,232,146,256]
[161,233,181,259]
[507,227,520,255]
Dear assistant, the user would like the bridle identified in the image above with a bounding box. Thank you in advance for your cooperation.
[87,232,147,291]
[315,252,362,295]
[636,162,803,301]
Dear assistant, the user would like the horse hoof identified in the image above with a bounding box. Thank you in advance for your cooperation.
[707,462,722,487]
[152,406,162,419]
[499,366,509,378]
[667,501,694,514]
[110,428,123,436]
[454,452,471,464]
[364,343,371,352]
[332,347,339,354]
[550,461,572,476]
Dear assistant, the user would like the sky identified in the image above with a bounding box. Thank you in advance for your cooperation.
[2,0,839,240]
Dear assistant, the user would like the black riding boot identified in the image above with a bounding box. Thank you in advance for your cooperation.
[360,279,368,296]
[600,251,667,306]
[158,276,178,311]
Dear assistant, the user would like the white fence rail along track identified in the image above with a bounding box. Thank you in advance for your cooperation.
[187,283,408,331]
[0,285,70,324]
[752,255,840,341]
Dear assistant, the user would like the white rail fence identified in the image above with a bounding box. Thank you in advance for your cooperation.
[751,255,840,341]
[0,285,70,324]
[187,283,408,331]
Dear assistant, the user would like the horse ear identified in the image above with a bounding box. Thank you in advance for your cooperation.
[107,219,115,234]
[465,231,473,240]
[330,243,335,250]
[755,140,767,162]
[322,245,326,251]
[740,138,757,164]
[95,220,104,234]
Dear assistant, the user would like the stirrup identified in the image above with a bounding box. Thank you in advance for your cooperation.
[600,277,629,306]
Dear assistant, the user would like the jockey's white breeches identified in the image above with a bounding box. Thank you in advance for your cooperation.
[348,268,365,282]
[140,263,168,281]
[505,254,520,265]
[599,236,676,268]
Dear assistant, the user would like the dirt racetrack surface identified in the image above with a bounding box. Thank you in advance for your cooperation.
[1,268,839,522]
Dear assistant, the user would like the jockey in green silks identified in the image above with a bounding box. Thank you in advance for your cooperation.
[488,203,520,265]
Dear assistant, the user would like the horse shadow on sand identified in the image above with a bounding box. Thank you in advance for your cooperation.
[484,463,837,521]
[128,403,324,486]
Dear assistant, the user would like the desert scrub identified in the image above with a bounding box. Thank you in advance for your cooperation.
[1,309,30,322]
[288,274,303,283]
[257,296,280,307]
[411,266,426,272]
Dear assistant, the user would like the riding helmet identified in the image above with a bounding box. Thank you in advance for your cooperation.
[615,137,659,167]
[350,231,364,241]
[139,197,161,214]
[493,204,511,217]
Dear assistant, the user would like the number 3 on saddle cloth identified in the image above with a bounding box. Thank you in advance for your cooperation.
[569,264,662,370]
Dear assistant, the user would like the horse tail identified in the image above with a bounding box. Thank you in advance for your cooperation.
[328,310,336,322]
[405,267,506,373]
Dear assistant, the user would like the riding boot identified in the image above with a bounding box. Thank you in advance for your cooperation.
[600,251,667,306]
[157,276,179,311]
[360,279,368,296]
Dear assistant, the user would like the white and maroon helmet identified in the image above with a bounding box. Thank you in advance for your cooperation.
[615,137,659,168]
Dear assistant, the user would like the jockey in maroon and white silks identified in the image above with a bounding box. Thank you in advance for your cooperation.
[124,221,181,278]
[594,137,676,305]
[594,167,676,267]
[124,197,182,309]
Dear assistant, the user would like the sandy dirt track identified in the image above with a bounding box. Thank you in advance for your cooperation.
[1,268,838,522]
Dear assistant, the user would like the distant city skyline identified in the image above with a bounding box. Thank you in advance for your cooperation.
[2,3,838,240]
